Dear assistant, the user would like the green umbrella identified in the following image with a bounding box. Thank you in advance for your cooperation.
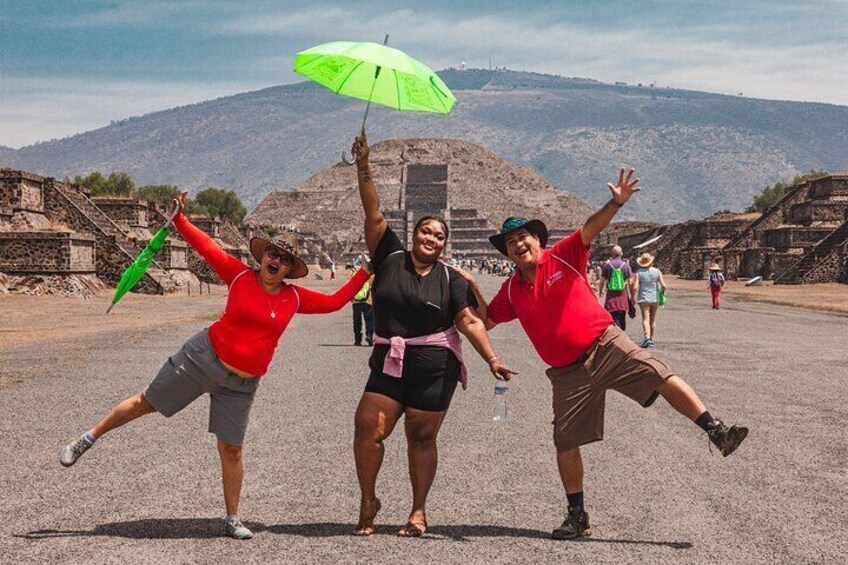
[106,206,179,313]
[294,36,456,163]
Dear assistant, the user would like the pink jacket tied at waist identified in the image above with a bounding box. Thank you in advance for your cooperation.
[372,326,468,390]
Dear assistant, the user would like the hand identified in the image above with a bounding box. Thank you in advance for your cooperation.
[352,134,370,167]
[171,191,188,215]
[489,359,518,381]
[607,168,640,206]
[452,265,477,287]
[358,253,373,275]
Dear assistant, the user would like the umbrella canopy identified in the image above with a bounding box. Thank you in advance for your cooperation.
[106,227,170,313]
[294,41,456,114]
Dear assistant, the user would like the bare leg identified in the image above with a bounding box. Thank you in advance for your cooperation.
[649,304,659,340]
[556,448,584,496]
[657,375,707,421]
[353,392,403,535]
[640,304,652,339]
[91,392,156,438]
[400,408,447,535]
[217,440,244,516]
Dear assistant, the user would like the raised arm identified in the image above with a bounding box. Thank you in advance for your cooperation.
[171,193,247,284]
[581,168,641,247]
[352,134,387,257]
[295,268,370,314]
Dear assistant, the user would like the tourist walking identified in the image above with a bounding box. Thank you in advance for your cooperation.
[59,192,371,540]
[708,262,726,309]
[352,272,375,345]
[633,252,666,348]
[350,134,516,537]
[598,245,632,330]
[460,168,748,540]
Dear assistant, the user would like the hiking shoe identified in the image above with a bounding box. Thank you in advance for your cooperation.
[641,338,650,348]
[224,516,253,540]
[646,338,655,348]
[706,419,749,457]
[551,505,591,540]
[59,433,95,467]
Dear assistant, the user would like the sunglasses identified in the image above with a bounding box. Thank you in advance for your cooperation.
[264,247,294,265]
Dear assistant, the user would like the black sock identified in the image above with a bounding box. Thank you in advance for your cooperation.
[695,411,715,431]
[567,491,584,509]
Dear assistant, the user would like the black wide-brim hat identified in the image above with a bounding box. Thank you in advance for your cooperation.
[488,217,549,257]
[249,237,309,279]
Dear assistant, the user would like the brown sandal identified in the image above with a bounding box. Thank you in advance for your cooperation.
[397,520,427,537]
[353,498,381,536]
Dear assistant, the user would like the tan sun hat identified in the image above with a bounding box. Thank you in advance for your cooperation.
[636,252,655,268]
[708,263,722,271]
[249,236,309,279]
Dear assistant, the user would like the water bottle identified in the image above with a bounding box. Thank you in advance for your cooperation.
[493,382,509,422]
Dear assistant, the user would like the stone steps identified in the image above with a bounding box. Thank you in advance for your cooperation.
[775,219,848,284]
[51,183,175,294]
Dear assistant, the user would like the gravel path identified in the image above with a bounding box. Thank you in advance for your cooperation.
[2,276,846,564]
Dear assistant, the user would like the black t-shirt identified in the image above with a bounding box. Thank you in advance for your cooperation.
[368,227,475,378]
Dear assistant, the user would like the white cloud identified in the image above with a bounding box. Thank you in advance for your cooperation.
[216,6,848,105]
[0,77,268,148]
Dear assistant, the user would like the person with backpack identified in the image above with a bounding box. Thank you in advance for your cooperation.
[708,262,726,309]
[352,271,375,345]
[598,246,632,330]
[632,252,666,348]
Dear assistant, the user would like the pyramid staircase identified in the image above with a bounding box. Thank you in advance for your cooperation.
[49,182,177,293]
[774,218,848,284]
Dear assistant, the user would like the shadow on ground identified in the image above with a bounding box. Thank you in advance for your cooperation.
[21,520,692,549]
[259,522,691,548]
[19,518,265,540]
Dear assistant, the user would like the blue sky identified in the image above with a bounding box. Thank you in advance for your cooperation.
[2,0,846,147]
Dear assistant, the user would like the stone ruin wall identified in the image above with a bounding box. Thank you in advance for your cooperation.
[0,232,95,273]
[39,179,162,294]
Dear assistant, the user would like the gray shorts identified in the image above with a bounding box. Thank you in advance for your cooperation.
[144,329,260,446]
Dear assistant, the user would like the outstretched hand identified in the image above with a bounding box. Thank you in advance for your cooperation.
[358,253,373,275]
[490,360,518,381]
[351,134,370,167]
[607,168,640,205]
[171,191,188,215]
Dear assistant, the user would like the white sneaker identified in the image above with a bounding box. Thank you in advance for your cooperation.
[224,516,253,540]
[60,433,95,467]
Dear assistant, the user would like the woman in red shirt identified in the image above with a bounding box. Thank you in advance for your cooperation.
[59,193,370,540]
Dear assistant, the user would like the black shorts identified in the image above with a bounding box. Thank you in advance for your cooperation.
[365,345,459,412]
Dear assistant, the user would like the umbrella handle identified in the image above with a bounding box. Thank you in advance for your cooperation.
[342,124,367,166]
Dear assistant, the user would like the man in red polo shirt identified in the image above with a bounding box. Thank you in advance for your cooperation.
[464,169,748,540]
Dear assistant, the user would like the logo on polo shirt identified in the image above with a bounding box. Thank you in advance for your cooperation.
[547,271,565,286]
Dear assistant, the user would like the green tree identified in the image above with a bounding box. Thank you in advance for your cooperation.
[193,187,247,223]
[135,184,181,206]
[746,170,828,213]
[73,171,134,197]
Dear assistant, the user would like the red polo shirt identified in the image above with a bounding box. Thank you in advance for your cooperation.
[487,228,612,367]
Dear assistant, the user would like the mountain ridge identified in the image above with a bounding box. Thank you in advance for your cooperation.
[2,69,846,222]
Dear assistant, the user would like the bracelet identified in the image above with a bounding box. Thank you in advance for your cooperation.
[487,356,500,364]
[609,199,624,208]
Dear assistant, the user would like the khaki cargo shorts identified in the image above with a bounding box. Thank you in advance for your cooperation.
[546,324,674,452]
[144,329,259,446]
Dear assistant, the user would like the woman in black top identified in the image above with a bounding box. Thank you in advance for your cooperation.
[351,135,515,537]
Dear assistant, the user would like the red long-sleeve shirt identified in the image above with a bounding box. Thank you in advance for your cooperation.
[174,213,369,376]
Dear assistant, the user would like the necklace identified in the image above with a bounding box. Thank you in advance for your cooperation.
[265,287,285,319]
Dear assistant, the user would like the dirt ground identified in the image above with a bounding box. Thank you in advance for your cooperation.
[0,277,353,352]
[2,275,845,357]
[665,275,848,314]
